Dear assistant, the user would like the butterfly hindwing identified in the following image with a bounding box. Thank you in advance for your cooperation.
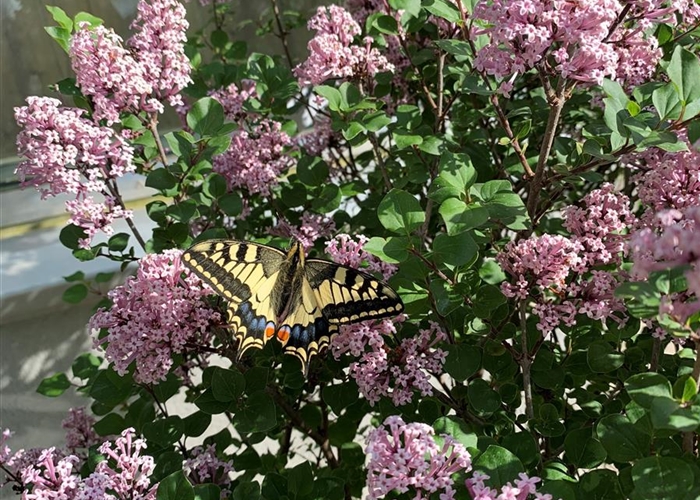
[182,240,285,357]
[305,260,404,324]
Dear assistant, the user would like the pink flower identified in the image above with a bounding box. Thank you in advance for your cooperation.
[14,97,135,199]
[466,471,554,500]
[65,195,133,249]
[295,5,394,85]
[270,212,336,251]
[366,416,472,499]
[70,0,190,124]
[183,444,234,494]
[213,120,294,196]
[128,0,192,110]
[20,448,80,500]
[94,428,157,499]
[210,81,258,121]
[62,408,99,455]
[89,249,221,384]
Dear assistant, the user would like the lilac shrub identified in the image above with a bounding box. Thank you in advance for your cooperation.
[7,0,700,498]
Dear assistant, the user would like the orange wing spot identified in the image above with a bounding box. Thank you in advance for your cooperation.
[265,322,277,339]
[277,325,291,342]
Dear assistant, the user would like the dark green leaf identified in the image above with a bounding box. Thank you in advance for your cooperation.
[564,428,607,469]
[94,413,127,436]
[211,367,246,402]
[36,372,70,397]
[473,446,524,488]
[157,471,194,500]
[187,97,225,136]
[233,481,260,500]
[59,224,88,250]
[597,414,651,462]
[630,456,694,500]
[72,353,101,379]
[62,283,88,304]
[146,168,178,191]
[443,344,481,381]
[378,189,425,234]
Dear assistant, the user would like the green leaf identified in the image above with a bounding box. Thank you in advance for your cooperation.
[44,26,71,52]
[194,389,230,415]
[36,372,70,397]
[389,0,421,16]
[342,121,365,141]
[187,97,225,136]
[393,132,423,149]
[238,392,277,433]
[157,471,194,500]
[203,173,228,199]
[652,83,682,121]
[193,484,221,500]
[443,344,481,381]
[579,470,624,500]
[72,353,101,379]
[146,168,178,191]
[62,283,88,304]
[439,199,489,235]
[363,236,410,263]
[288,462,314,498]
[63,271,85,282]
[94,413,126,436]
[297,157,329,186]
[89,369,133,407]
[378,189,425,234]
[434,40,472,57]
[615,281,661,318]
[468,379,501,414]
[46,6,73,30]
[108,233,130,252]
[233,482,261,500]
[630,456,694,500]
[143,416,184,447]
[311,184,342,212]
[314,86,342,111]
[323,383,360,415]
[668,46,700,117]
[597,414,651,462]
[211,367,246,402]
[587,341,624,373]
[429,153,476,203]
[219,193,243,216]
[59,224,88,250]
[433,416,477,449]
[625,373,673,408]
[373,14,399,35]
[564,428,606,469]
[473,446,524,488]
[183,412,211,438]
[681,377,697,403]
[424,0,461,23]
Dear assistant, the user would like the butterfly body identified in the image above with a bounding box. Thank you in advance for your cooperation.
[182,239,403,374]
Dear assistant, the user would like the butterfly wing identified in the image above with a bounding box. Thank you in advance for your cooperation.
[272,260,404,373]
[182,240,286,358]
[305,260,404,324]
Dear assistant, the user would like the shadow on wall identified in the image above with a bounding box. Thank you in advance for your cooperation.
[0,285,97,499]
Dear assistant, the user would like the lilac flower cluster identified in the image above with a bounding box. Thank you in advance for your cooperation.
[62,407,99,455]
[1,427,158,500]
[365,416,472,500]
[70,0,191,124]
[183,444,234,495]
[89,249,221,384]
[467,471,553,500]
[295,5,394,85]
[209,80,257,121]
[630,207,700,323]
[14,96,135,248]
[270,212,336,251]
[498,185,632,333]
[472,0,666,87]
[212,119,294,196]
[297,116,338,157]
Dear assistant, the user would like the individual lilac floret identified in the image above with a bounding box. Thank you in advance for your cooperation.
[295,5,394,85]
[365,416,472,500]
[89,249,221,384]
[19,448,80,500]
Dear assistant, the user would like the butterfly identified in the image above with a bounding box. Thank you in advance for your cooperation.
[182,239,404,375]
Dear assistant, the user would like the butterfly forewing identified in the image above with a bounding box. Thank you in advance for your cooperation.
[182,240,286,356]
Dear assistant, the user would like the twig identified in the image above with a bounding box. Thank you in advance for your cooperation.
[519,300,535,420]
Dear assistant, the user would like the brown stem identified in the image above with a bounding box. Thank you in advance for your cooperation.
[148,117,169,169]
[682,337,700,454]
[519,300,535,420]
[104,179,148,251]
[490,94,534,178]
[267,387,339,468]
[650,336,661,372]
[368,134,393,190]
[526,79,570,219]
